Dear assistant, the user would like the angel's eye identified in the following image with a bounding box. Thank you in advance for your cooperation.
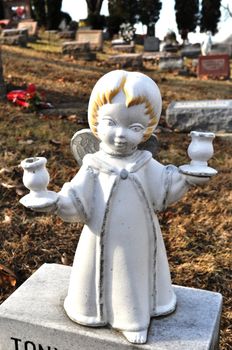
[129,124,145,132]
[100,117,116,127]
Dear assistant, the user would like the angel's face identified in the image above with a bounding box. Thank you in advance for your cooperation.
[97,103,149,156]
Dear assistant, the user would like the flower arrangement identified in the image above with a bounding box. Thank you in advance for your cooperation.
[7,84,52,109]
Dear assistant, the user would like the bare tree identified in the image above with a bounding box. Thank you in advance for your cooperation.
[221,3,232,18]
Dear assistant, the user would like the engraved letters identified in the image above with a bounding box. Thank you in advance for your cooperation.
[10,337,58,350]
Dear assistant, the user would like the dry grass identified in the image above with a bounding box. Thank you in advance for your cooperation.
[0,42,231,349]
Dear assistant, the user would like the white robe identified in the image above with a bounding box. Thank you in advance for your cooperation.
[57,150,189,332]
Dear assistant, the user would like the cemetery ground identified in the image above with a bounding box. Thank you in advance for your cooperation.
[0,43,231,349]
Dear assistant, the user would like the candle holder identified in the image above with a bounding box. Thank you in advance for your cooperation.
[179,131,217,177]
[20,157,58,209]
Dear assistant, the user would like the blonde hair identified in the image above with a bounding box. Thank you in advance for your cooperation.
[88,70,162,142]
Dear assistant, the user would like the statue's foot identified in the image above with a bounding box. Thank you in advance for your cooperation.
[122,329,148,344]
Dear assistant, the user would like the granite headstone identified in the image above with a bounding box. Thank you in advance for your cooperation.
[166,100,232,132]
[211,43,232,57]
[180,44,201,58]
[198,54,230,79]
[144,37,160,52]
[159,56,184,71]
[108,53,143,68]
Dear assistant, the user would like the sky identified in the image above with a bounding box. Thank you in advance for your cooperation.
[62,0,232,43]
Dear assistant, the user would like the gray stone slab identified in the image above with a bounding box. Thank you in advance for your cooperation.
[181,45,201,58]
[62,42,96,60]
[159,57,184,71]
[166,100,232,132]
[211,43,232,57]
[143,51,176,63]
[62,41,90,53]
[109,53,143,68]
[1,28,27,37]
[58,31,75,40]
[0,263,222,350]
[144,37,160,52]
[0,34,27,47]
[112,44,135,53]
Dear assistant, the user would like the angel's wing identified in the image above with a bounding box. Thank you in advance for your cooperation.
[138,134,159,158]
[70,129,100,167]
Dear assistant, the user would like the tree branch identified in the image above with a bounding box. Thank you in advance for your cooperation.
[222,4,232,18]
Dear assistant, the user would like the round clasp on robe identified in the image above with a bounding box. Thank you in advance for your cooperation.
[120,169,129,179]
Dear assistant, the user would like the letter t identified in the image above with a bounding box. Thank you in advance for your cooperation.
[11,337,21,350]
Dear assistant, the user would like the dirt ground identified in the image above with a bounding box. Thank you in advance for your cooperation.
[0,43,231,349]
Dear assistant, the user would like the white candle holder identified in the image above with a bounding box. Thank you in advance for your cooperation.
[20,157,58,209]
[179,131,217,177]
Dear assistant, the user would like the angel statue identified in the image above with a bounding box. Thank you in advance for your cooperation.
[20,70,217,344]
[201,31,213,56]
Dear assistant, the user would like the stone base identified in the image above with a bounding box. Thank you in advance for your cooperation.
[109,53,143,68]
[181,46,201,58]
[62,41,90,54]
[58,31,75,40]
[159,57,184,71]
[112,44,135,53]
[1,28,28,37]
[0,264,222,350]
[0,34,27,47]
[62,41,96,61]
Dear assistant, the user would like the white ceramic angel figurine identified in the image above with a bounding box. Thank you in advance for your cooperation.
[20,70,216,344]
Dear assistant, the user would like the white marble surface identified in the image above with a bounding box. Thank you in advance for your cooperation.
[0,263,222,350]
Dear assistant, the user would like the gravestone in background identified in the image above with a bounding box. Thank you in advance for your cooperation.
[112,43,135,53]
[159,56,184,71]
[0,28,28,47]
[17,21,38,37]
[180,44,201,58]
[62,42,96,61]
[75,30,103,51]
[108,53,143,68]
[144,37,160,52]
[212,34,232,57]
[211,43,232,57]
[62,30,103,59]
[198,54,230,79]
[166,100,232,132]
